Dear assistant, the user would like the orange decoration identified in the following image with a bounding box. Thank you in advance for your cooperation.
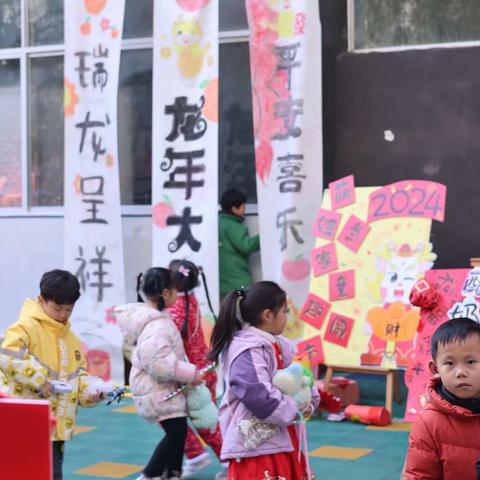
[84,0,107,15]
[202,78,218,123]
[111,28,119,39]
[80,21,91,35]
[64,79,79,117]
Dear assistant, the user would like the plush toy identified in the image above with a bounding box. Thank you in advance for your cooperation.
[187,383,218,430]
[238,362,315,449]
[272,362,314,407]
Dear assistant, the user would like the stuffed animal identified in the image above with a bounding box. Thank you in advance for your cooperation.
[272,362,313,407]
[187,383,218,430]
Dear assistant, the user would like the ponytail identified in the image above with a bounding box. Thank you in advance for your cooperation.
[199,266,217,322]
[209,281,287,362]
[138,267,172,312]
[209,290,242,362]
[136,273,144,302]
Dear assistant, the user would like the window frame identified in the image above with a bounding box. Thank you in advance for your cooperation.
[0,0,253,217]
[347,0,480,52]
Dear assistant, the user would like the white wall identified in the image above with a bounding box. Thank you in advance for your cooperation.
[0,214,261,333]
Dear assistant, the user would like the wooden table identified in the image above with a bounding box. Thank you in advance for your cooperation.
[322,364,401,414]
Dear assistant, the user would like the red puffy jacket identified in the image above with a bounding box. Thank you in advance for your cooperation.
[406,378,480,480]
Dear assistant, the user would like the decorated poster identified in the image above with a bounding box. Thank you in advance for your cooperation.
[302,178,447,368]
[64,0,126,382]
[152,0,219,329]
[404,269,470,421]
[246,0,323,341]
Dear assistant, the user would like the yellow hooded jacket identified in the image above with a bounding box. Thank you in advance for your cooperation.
[0,298,98,441]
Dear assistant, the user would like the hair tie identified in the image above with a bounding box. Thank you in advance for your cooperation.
[178,265,190,277]
[236,287,245,298]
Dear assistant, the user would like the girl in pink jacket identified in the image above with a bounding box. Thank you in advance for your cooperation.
[209,281,319,480]
[116,267,203,480]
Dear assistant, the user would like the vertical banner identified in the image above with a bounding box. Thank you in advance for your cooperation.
[246,0,323,341]
[152,0,219,321]
[64,0,126,383]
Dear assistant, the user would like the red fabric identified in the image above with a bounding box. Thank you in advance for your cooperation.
[227,342,308,480]
[168,294,222,460]
[406,378,480,480]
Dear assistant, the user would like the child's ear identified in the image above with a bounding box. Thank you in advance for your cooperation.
[428,360,439,377]
[260,308,273,323]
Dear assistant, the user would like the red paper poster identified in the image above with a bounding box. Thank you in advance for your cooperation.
[313,208,342,241]
[311,243,338,277]
[329,269,355,301]
[337,215,370,253]
[297,335,325,366]
[329,175,355,210]
[300,293,331,329]
[404,269,469,422]
[367,180,446,223]
[324,313,354,348]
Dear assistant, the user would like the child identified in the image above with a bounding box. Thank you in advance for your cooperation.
[209,281,319,479]
[0,269,104,480]
[219,188,260,298]
[168,260,226,479]
[116,267,203,480]
[405,317,480,480]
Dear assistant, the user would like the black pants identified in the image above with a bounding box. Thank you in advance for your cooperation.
[143,416,187,478]
[52,441,64,480]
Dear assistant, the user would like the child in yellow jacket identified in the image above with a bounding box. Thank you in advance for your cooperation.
[0,269,105,480]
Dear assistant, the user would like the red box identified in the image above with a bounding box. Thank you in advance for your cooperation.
[316,376,360,407]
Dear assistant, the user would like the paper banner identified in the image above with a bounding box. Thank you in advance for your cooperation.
[324,312,354,348]
[337,214,370,253]
[311,243,338,277]
[152,0,219,317]
[64,0,126,383]
[246,0,323,342]
[404,269,470,421]
[367,180,446,223]
[313,208,342,240]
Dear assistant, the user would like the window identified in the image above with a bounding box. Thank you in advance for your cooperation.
[353,0,480,49]
[0,0,255,211]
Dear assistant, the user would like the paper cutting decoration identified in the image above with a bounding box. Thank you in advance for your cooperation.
[329,270,355,301]
[337,215,370,253]
[324,313,354,347]
[311,243,338,277]
[329,175,355,210]
[300,293,330,329]
[313,208,341,241]
[297,335,324,366]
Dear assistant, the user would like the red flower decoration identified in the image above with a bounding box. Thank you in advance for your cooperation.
[100,17,110,31]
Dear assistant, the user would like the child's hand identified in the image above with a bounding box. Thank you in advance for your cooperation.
[88,391,105,403]
[39,382,53,398]
[298,401,314,417]
[192,370,204,385]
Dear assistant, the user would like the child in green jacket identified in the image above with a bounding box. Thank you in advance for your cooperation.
[219,189,260,298]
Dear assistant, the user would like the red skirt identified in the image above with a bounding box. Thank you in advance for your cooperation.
[227,425,308,480]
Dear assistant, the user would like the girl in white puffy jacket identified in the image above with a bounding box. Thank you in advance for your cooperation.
[116,267,203,480]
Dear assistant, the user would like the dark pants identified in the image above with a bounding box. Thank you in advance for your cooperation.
[52,441,64,480]
[143,416,187,478]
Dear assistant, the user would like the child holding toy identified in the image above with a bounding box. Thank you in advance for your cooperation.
[0,269,105,480]
[209,281,319,479]
[116,267,205,480]
[168,259,225,478]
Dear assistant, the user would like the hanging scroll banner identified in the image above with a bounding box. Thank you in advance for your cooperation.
[246,0,323,341]
[64,0,126,383]
[152,0,219,323]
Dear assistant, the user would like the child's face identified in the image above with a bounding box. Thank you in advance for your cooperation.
[260,302,289,336]
[429,334,480,399]
[39,296,74,324]
[231,203,246,219]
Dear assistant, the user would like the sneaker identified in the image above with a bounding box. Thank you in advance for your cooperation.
[181,452,213,478]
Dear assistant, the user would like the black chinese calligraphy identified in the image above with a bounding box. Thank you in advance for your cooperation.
[76,112,110,162]
[75,44,109,90]
[166,207,202,252]
[276,207,304,252]
[80,176,107,224]
[165,96,207,142]
[276,153,305,193]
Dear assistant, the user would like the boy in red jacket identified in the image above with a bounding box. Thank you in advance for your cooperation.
[406,317,480,480]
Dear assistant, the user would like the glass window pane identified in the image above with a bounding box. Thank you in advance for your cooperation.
[219,42,256,203]
[355,0,480,49]
[29,56,64,206]
[124,0,153,39]
[28,0,63,46]
[220,0,248,31]
[0,59,21,207]
[118,49,152,205]
[0,0,20,48]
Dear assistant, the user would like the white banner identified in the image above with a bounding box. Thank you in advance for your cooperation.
[246,0,323,341]
[152,0,219,317]
[64,0,126,383]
